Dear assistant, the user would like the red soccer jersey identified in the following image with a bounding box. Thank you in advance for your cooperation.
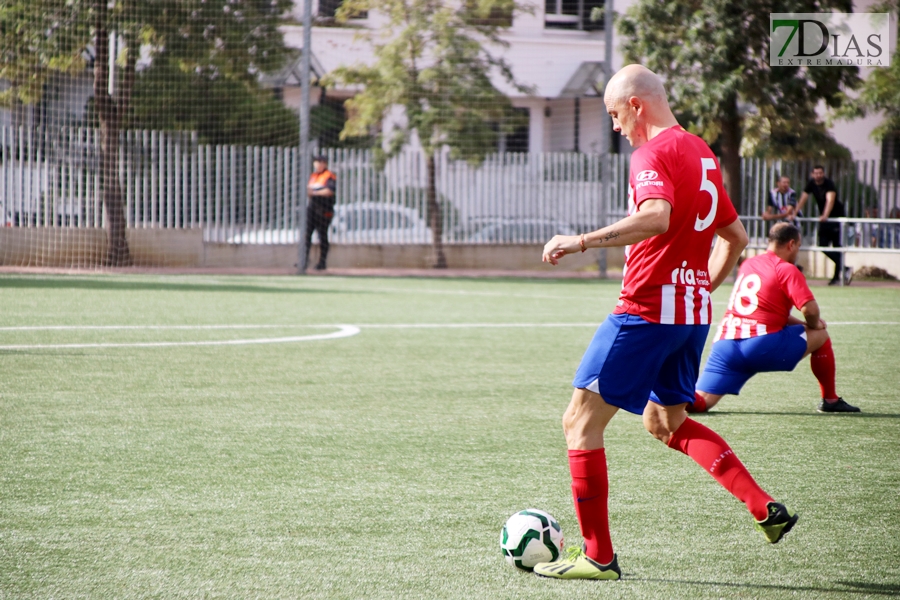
[714,251,816,341]
[614,127,738,324]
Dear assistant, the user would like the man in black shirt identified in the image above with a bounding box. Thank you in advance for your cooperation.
[796,166,852,285]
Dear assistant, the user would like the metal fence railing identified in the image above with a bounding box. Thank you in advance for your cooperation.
[743,216,900,252]
[3,124,900,248]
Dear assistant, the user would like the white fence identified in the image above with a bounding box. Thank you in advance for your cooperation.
[2,125,899,248]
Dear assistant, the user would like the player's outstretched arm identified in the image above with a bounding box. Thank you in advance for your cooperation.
[708,218,749,292]
[542,199,671,265]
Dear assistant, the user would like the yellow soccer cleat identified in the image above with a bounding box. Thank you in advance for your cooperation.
[533,546,621,580]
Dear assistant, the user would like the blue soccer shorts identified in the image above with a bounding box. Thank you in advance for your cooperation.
[572,313,709,415]
[695,324,809,396]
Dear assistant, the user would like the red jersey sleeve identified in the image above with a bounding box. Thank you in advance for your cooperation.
[629,149,675,208]
[777,262,816,310]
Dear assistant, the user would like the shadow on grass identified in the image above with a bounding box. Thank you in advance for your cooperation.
[631,577,900,596]
[0,276,367,296]
[700,411,900,419]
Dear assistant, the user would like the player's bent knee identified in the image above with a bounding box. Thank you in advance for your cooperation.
[805,328,830,356]
[642,403,687,445]
[643,414,672,443]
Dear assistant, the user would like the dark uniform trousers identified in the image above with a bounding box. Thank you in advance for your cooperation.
[305,197,335,267]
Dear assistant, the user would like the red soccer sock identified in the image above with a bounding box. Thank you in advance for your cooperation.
[689,392,708,413]
[568,448,614,564]
[810,338,838,400]
[667,418,773,521]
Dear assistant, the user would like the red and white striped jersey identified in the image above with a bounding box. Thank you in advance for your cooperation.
[613,127,738,325]
[714,251,816,341]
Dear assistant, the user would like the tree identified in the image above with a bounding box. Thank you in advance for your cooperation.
[835,3,900,142]
[125,0,296,147]
[326,0,531,268]
[741,115,852,160]
[1,0,294,265]
[91,0,135,265]
[618,0,861,211]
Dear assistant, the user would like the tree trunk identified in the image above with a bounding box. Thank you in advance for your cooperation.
[426,153,447,269]
[94,1,132,266]
[719,95,743,214]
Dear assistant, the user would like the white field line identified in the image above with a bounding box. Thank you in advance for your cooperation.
[0,324,305,331]
[0,321,895,350]
[0,325,360,350]
[824,321,900,325]
[358,323,601,328]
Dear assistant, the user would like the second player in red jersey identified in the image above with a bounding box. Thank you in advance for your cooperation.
[692,223,860,414]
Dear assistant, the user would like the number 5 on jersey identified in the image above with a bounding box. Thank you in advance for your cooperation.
[695,157,719,232]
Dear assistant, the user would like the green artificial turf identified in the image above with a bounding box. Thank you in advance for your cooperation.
[0,274,898,599]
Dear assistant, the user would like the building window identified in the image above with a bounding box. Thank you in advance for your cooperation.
[498,108,530,154]
[545,0,604,31]
[882,131,900,180]
[318,0,367,21]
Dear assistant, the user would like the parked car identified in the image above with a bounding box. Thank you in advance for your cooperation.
[463,218,577,244]
[328,202,433,244]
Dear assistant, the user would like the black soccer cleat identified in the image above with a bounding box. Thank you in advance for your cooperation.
[818,397,861,413]
[755,502,799,544]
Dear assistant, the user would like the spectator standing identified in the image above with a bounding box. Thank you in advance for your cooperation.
[304,155,337,271]
[796,166,852,285]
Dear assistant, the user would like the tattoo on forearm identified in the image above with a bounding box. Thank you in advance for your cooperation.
[602,231,620,243]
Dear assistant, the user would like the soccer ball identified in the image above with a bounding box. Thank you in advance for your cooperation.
[500,509,564,570]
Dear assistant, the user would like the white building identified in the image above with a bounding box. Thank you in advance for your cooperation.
[280,0,895,162]
[281,0,615,155]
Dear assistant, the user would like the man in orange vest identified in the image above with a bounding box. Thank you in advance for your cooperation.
[305,154,337,270]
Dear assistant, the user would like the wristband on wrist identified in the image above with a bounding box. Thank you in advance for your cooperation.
[579,233,586,253]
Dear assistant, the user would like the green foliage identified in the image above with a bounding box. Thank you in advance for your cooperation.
[1,0,298,146]
[835,3,900,141]
[325,0,532,165]
[128,64,300,147]
[618,0,861,157]
[126,0,297,146]
[741,115,852,161]
[0,1,88,106]
[311,97,375,149]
